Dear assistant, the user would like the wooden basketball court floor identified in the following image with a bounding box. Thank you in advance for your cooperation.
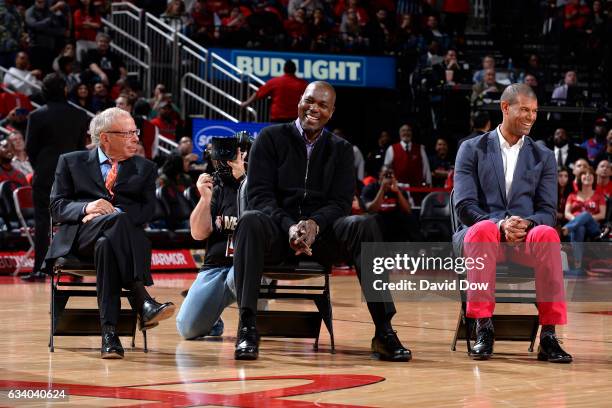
[1,273,612,407]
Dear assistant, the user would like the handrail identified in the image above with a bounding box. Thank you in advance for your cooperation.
[181,73,257,122]
[0,126,11,135]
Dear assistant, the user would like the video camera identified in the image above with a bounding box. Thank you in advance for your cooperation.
[209,131,254,182]
[210,131,254,161]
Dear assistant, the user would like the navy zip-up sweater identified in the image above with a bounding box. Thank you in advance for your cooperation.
[246,122,355,234]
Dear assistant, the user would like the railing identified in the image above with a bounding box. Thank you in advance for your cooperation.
[102,18,152,97]
[108,2,269,123]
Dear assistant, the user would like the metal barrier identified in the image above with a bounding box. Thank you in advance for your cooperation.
[102,18,152,97]
[108,2,270,123]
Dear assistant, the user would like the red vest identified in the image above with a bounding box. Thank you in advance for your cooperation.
[392,142,424,186]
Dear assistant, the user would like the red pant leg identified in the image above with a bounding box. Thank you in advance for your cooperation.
[464,220,500,318]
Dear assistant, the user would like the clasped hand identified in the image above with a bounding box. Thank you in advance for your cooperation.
[289,219,318,256]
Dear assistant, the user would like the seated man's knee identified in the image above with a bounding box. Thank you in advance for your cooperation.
[236,210,267,230]
[94,236,111,252]
[466,220,499,242]
[530,225,560,243]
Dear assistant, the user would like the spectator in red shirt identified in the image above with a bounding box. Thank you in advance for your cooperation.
[240,60,307,123]
[284,7,309,49]
[74,0,102,61]
[562,167,606,270]
[564,0,590,30]
[595,159,612,198]
[442,0,469,38]
[0,138,28,188]
[150,100,182,140]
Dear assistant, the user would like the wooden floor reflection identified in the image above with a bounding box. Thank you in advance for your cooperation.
[0,274,611,407]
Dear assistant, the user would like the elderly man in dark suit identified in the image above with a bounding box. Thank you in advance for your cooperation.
[22,73,90,282]
[46,107,175,359]
[454,83,571,363]
[232,81,411,362]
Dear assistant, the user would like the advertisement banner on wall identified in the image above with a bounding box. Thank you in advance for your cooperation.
[191,118,269,156]
[210,48,396,89]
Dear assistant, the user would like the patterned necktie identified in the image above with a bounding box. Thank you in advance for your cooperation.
[105,159,118,198]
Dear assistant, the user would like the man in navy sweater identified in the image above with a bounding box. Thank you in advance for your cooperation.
[232,81,410,362]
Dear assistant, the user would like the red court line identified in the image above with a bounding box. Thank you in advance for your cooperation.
[0,374,384,407]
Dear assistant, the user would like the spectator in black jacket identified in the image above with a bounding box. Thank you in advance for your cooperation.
[232,81,411,362]
[22,73,89,281]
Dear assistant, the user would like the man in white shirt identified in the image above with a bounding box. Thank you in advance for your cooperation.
[551,70,577,105]
[3,52,42,97]
[453,83,571,364]
[550,127,587,172]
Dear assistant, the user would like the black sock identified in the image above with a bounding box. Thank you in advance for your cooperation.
[375,320,393,336]
[476,317,494,332]
[541,325,556,338]
[240,308,256,328]
[128,281,152,314]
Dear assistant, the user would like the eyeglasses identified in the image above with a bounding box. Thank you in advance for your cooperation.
[104,129,140,138]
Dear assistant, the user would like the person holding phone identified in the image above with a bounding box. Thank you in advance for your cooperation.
[361,165,416,242]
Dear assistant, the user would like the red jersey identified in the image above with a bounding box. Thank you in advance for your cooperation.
[256,74,307,121]
[596,180,612,199]
[566,192,606,216]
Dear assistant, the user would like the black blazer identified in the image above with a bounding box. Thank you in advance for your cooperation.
[46,148,157,260]
[25,101,89,189]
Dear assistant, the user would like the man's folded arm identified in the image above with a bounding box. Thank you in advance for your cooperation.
[454,142,502,227]
[247,129,296,232]
[49,155,89,223]
[309,143,354,233]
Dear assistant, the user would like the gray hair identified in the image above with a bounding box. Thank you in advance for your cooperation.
[500,83,537,105]
[96,32,111,42]
[89,107,131,144]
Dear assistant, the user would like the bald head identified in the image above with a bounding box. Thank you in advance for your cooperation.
[298,81,336,139]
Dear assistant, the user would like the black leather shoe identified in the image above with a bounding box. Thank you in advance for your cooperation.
[469,328,494,360]
[234,325,259,360]
[140,299,175,331]
[537,334,573,363]
[371,330,412,362]
[101,329,124,359]
[20,271,46,282]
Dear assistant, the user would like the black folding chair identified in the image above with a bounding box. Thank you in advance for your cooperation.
[449,190,540,354]
[237,178,335,353]
[49,222,148,353]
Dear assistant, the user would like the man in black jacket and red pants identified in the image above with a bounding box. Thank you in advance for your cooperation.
[233,81,411,362]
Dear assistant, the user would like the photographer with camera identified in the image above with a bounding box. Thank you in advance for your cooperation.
[361,165,418,242]
[176,132,255,339]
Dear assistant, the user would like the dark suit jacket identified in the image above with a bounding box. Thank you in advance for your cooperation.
[47,148,157,260]
[452,129,557,252]
[548,143,588,171]
[25,101,89,189]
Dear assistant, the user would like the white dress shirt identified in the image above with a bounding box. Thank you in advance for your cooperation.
[497,126,525,197]
[553,144,568,167]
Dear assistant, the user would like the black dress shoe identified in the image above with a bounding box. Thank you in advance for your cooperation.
[20,271,46,282]
[469,328,494,360]
[101,329,124,359]
[235,325,259,360]
[371,329,412,362]
[140,299,176,331]
[537,334,573,363]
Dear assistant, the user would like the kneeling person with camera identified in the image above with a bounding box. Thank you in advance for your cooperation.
[176,133,254,339]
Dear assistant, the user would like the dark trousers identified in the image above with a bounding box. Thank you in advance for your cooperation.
[32,183,51,274]
[75,212,153,326]
[233,210,396,330]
